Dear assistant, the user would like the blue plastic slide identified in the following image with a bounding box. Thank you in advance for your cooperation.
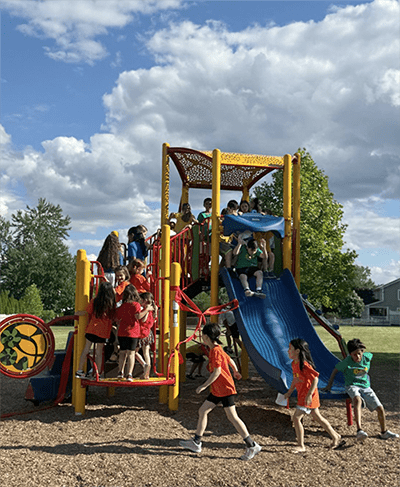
[220,268,346,397]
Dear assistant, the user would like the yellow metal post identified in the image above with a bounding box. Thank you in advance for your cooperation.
[74,249,91,415]
[169,262,181,410]
[293,153,301,289]
[282,154,292,272]
[161,143,170,227]
[159,223,171,404]
[210,149,221,321]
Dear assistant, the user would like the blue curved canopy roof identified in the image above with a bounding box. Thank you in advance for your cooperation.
[222,213,285,238]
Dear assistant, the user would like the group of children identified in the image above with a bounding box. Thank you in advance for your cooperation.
[180,324,398,461]
[75,259,157,381]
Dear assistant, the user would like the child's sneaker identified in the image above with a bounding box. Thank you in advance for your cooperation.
[379,430,399,440]
[244,289,254,297]
[126,374,134,382]
[75,370,86,379]
[268,271,276,278]
[254,290,266,299]
[356,430,368,441]
[240,442,262,460]
[179,438,202,453]
[117,371,124,379]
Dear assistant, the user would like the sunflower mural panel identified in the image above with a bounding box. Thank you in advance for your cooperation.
[0,315,55,378]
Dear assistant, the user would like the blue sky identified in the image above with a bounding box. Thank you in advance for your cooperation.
[0,0,399,285]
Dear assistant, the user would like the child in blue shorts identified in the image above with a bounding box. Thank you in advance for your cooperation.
[324,338,398,441]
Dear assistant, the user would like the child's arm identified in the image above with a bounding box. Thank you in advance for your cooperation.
[305,376,318,406]
[136,305,152,321]
[75,310,88,316]
[196,366,221,394]
[283,376,301,399]
[233,235,245,256]
[228,356,242,380]
[258,238,267,259]
[321,368,339,392]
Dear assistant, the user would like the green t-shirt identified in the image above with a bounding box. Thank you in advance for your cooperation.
[335,351,373,388]
[235,246,262,269]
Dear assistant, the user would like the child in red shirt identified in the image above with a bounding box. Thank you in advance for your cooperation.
[115,285,149,381]
[75,281,116,379]
[179,323,261,461]
[284,338,345,452]
[114,265,130,303]
[137,292,157,379]
[128,258,151,293]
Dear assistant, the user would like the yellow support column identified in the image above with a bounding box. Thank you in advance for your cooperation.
[210,148,221,322]
[282,154,292,272]
[293,153,301,289]
[159,223,171,404]
[74,250,91,415]
[169,262,181,411]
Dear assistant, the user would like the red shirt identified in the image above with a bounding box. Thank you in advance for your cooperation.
[115,280,130,303]
[115,301,141,337]
[139,310,154,338]
[130,274,150,293]
[85,300,114,339]
[208,345,236,397]
[292,360,320,408]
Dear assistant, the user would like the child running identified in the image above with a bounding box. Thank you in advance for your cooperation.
[179,323,261,461]
[137,292,157,380]
[284,338,345,453]
[75,281,116,379]
[323,338,399,441]
[115,285,150,381]
[128,258,151,293]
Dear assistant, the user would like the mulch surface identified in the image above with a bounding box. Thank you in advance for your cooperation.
[1,360,399,487]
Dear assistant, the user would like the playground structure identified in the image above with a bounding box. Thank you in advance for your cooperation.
[0,144,351,419]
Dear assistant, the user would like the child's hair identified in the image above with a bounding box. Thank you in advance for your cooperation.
[114,265,130,280]
[347,338,366,354]
[227,200,239,210]
[122,284,140,303]
[247,238,258,251]
[239,200,250,212]
[181,203,193,222]
[203,197,212,206]
[140,292,157,317]
[128,258,145,274]
[93,281,116,318]
[250,197,262,213]
[97,233,120,271]
[202,323,223,345]
[290,338,315,370]
[221,208,228,216]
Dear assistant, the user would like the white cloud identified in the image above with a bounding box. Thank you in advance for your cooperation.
[369,260,400,285]
[2,0,184,64]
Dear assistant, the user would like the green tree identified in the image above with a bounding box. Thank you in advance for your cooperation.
[0,199,75,313]
[254,149,358,309]
[338,290,365,318]
[21,284,44,317]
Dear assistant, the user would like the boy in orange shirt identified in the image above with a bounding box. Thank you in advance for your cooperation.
[179,323,261,461]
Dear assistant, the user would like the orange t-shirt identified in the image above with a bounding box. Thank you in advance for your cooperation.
[115,301,141,337]
[292,360,320,408]
[115,281,130,303]
[85,300,114,339]
[129,274,150,293]
[208,345,236,397]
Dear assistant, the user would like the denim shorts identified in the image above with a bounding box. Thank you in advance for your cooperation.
[346,385,382,412]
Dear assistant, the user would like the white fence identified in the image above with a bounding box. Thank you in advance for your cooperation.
[311,314,400,327]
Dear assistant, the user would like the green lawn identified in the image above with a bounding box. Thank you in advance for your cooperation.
[315,325,400,369]
[52,326,74,350]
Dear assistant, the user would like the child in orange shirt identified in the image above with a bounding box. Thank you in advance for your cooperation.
[179,323,261,461]
[284,338,345,452]
[75,281,116,379]
[128,258,151,293]
[114,265,130,303]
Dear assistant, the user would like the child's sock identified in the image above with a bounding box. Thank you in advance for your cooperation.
[244,435,255,448]
[193,434,202,444]
[256,288,262,292]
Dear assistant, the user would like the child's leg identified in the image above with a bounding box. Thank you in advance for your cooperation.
[224,405,250,439]
[94,343,104,375]
[376,405,387,433]
[118,350,127,375]
[195,400,216,437]
[292,408,306,452]
[141,345,151,379]
[310,408,342,448]
[78,339,93,371]
[268,251,275,271]
[255,269,263,290]
[239,273,249,290]
[135,348,146,366]
[353,396,363,430]
[125,350,136,377]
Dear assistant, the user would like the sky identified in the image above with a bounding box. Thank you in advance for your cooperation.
[0,0,399,286]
